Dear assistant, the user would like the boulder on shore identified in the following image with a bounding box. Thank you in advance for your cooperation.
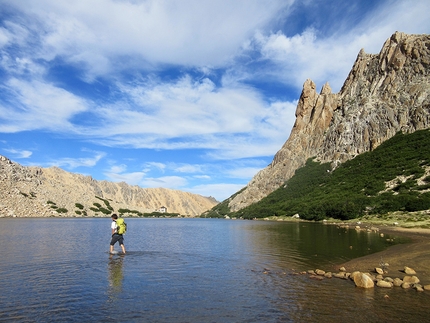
[353,272,375,288]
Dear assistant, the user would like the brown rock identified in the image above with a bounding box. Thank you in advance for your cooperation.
[403,275,420,284]
[402,282,411,289]
[333,272,346,279]
[393,278,403,287]
[354,272,375,288]
[315,269,325,276]
[377,280,393,288]
[404,266,416,275]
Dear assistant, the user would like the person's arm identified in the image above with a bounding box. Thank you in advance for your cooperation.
[111,221,117,235]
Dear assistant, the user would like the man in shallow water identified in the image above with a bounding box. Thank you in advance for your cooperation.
[110,214,126,254]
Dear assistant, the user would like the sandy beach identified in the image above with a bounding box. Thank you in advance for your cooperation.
[338,225,430,285]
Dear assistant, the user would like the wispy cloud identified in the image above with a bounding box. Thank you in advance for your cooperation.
[239,0,430,92]
[0,78,89,133]
[47,151,106,169]
[3,148,32,158]
[2,0,291,77]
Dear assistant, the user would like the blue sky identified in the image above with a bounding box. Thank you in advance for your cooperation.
[0,0,429,202]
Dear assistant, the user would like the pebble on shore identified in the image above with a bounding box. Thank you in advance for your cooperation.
[299,265,427,291]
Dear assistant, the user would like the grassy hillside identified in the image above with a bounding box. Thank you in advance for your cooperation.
[202,129,430,220]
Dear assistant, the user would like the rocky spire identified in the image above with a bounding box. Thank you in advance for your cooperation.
[228,32,430,212]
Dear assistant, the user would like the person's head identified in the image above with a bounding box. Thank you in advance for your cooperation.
[111,213,118,220]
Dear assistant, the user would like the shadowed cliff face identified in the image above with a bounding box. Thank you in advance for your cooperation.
[229,32,430,212]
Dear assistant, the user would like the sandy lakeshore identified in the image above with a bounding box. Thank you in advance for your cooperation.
[338,225,430,285]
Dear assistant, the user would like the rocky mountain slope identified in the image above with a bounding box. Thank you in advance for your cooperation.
[228,32,430,212]
[0,155,218,217]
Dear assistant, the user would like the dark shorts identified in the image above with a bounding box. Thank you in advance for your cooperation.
[110,233,124,246]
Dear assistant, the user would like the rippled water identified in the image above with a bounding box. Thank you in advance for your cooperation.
[0,218,428,322]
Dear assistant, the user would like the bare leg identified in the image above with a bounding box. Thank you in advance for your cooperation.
[120,244,126,254]
[110,245,114,253]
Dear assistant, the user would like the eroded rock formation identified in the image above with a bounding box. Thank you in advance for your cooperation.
[229,32,430,212]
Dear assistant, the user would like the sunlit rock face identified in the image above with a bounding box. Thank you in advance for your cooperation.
[229,32,430,212]
[0,155,218,217]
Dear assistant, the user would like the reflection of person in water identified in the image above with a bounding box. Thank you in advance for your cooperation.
[108,255,124,294]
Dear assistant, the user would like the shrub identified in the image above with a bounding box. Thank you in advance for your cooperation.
[98,207,112,215]
[220,129,430,221]
[75,203,84,209]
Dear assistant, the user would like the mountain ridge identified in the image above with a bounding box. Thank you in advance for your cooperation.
[0,155,218,217]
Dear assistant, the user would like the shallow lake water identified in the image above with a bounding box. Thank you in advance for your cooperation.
[0,218,429,322]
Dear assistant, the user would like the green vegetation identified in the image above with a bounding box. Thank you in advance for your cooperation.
[204,129,430,221]
[201,187,246,218]
[75,203,84,209]
[118,208,180,217]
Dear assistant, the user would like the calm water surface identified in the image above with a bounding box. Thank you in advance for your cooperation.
[0,218,428,322]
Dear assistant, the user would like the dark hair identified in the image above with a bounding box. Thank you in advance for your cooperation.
[112,213,118,219]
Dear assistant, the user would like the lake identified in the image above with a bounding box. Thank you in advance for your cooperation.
[0,218,428,322]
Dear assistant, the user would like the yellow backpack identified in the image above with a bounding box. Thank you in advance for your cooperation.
[116,218,127,235]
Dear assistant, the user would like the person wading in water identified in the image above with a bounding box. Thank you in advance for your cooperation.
[110,214,126,254]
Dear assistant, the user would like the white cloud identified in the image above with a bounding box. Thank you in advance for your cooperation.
[144,162,166,172]
[141,176,188,189]
[174,164,204,174]
[108,164,128,174]
[88,76,297,159]
[0,27,11,48]
[104,171,146,185]
[0,78,89,133]
[2,0,292,77]
[240,0,430,92]
[48,151,105,169]
[3,148,33,158]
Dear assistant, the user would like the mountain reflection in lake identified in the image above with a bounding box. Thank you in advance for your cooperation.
[0,218,428,322]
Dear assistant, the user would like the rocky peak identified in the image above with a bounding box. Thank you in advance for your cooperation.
[228,32,430,212]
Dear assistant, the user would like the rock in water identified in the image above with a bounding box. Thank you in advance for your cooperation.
[353,272,375,288]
